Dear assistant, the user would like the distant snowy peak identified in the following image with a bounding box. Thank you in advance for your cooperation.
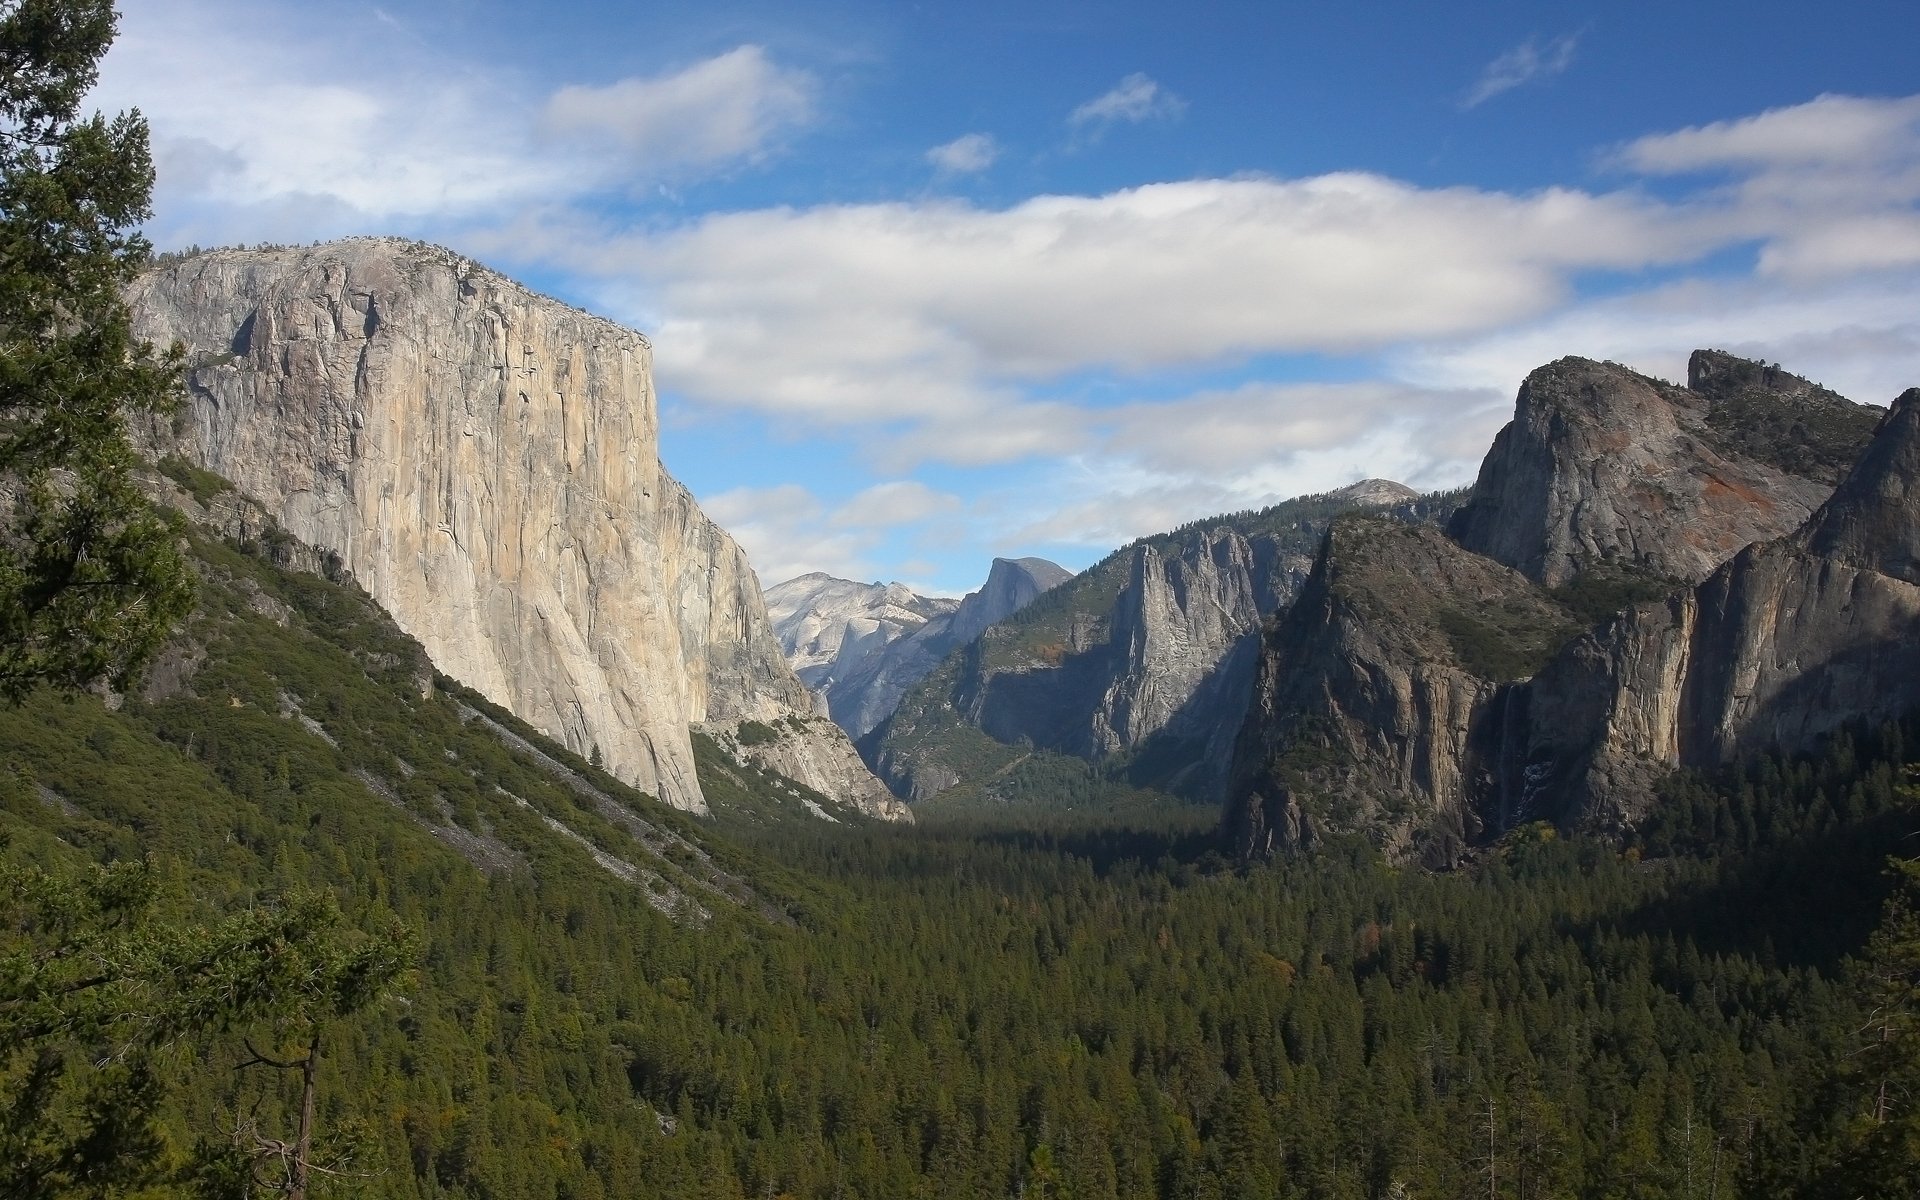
[765,574,959,680]
[766,558,1070,738]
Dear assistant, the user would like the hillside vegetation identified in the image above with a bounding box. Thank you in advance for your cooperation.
[3,508,1918,1196]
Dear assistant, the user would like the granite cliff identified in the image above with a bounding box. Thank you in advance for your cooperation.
[865,480,1450,803]
[1225,352,1889,862]
[129,238,903,820]
[1522,388,1920,833]
[1447,354,1849,586]
[767,558,1067,739]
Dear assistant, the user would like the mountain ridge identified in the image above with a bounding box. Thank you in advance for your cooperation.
[765,557,1070,738]
[1225,350,1897,862]
[863,479,1457,804]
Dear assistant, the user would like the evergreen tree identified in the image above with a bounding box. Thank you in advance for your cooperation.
[0,0,191,698]
[1816,856,1920,1197]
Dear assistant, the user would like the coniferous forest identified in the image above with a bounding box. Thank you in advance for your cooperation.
[2,518,1917,1198]
[6,5,1920,1199]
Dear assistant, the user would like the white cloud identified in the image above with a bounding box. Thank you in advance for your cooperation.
[1618,94,1920,173]
[1602,94,1920,282]
[91,9,1920,583]
[985,381,1504,551]
[1101,381,1502,476]
[702,480,969,583]
[95,2,586,246]
[497,173,1698,463]
[1069,73,1186,129]
[1462,33,1579,109]
[96,7,821,248]
[703,485,880,584]
[926,132,999,175]
[1401,269,1920,409]
[831,481,962,527]
[542,46,816,175]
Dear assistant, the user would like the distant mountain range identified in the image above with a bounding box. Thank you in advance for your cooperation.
[766,557,1071,737]
[119,237,1920,869]
[860,478,1456,803]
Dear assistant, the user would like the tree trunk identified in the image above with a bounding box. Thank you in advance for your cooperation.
[290,1029,321,1200]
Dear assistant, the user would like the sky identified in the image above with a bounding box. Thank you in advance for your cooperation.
[97,0,1920,595]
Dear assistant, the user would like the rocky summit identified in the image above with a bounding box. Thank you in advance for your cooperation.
[129,238,902,821]
[1225,351,1896,863]
[765,557,1068,739]
[1522,388,1920,833]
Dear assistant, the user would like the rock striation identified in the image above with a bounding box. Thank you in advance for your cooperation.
[129,238,902,820]
[1226,519,1575,864]
[1225,352,1891,861]
[1522,389,1920,832]
[866,480,1447,803]
[1447,356,1840,587]
[766,558,1068,739]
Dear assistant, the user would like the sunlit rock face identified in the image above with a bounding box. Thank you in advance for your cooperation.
[131,237,901,820]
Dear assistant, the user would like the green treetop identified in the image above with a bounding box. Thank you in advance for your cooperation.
[0,0,192,698]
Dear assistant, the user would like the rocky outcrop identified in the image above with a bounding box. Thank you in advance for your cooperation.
[866,481,1450,803]
[129,238,901,820]
[766,559,1067,739]
[1224,519,1575,865]
[1522,390,1920,832]
[1227,352,1901,861]
[943,557,1074,647]
[1447,356,1873,587]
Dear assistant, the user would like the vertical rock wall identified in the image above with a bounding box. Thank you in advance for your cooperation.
[129,238,899,819]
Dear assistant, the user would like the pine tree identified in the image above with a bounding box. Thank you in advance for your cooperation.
[0,0,192,697]
[1819,856,1920,1197]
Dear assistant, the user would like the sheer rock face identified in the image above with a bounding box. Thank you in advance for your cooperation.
[129,238,901,820]
[1524,390,1920,830]
[1447,356,1855,587]
[944,557,1075,647]
[1227,354,1909,862]
[867,482,1439,804]
[1224,520,1567,865]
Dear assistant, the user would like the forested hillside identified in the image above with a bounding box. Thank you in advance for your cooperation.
[4,506,1918,1197]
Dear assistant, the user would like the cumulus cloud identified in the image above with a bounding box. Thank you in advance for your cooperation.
[92,9,1920,582]
[506,172,1697,455]
[702,485,882,584]
[95,1,574,245]
[831,481,963,527]
[1618,93,1920,173]
[1400,269,1920,409]
[980,380,1505,551]
[1462,33,1579,109]
[926,132,999,175]
[1069,73,1186,129]
[542,46,816,175]
[702,480,972,584]
[97,6,820,247]
[1100,381,1501,476]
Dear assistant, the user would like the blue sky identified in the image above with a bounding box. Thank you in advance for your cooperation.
[100,0,1920,594]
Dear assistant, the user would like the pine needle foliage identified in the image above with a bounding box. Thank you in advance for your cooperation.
[0,0,192,698]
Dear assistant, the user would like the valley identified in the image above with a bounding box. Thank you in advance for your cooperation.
[6,6,1920,1197]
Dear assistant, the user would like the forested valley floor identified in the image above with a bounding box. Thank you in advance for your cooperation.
[3,524,1918,1199]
